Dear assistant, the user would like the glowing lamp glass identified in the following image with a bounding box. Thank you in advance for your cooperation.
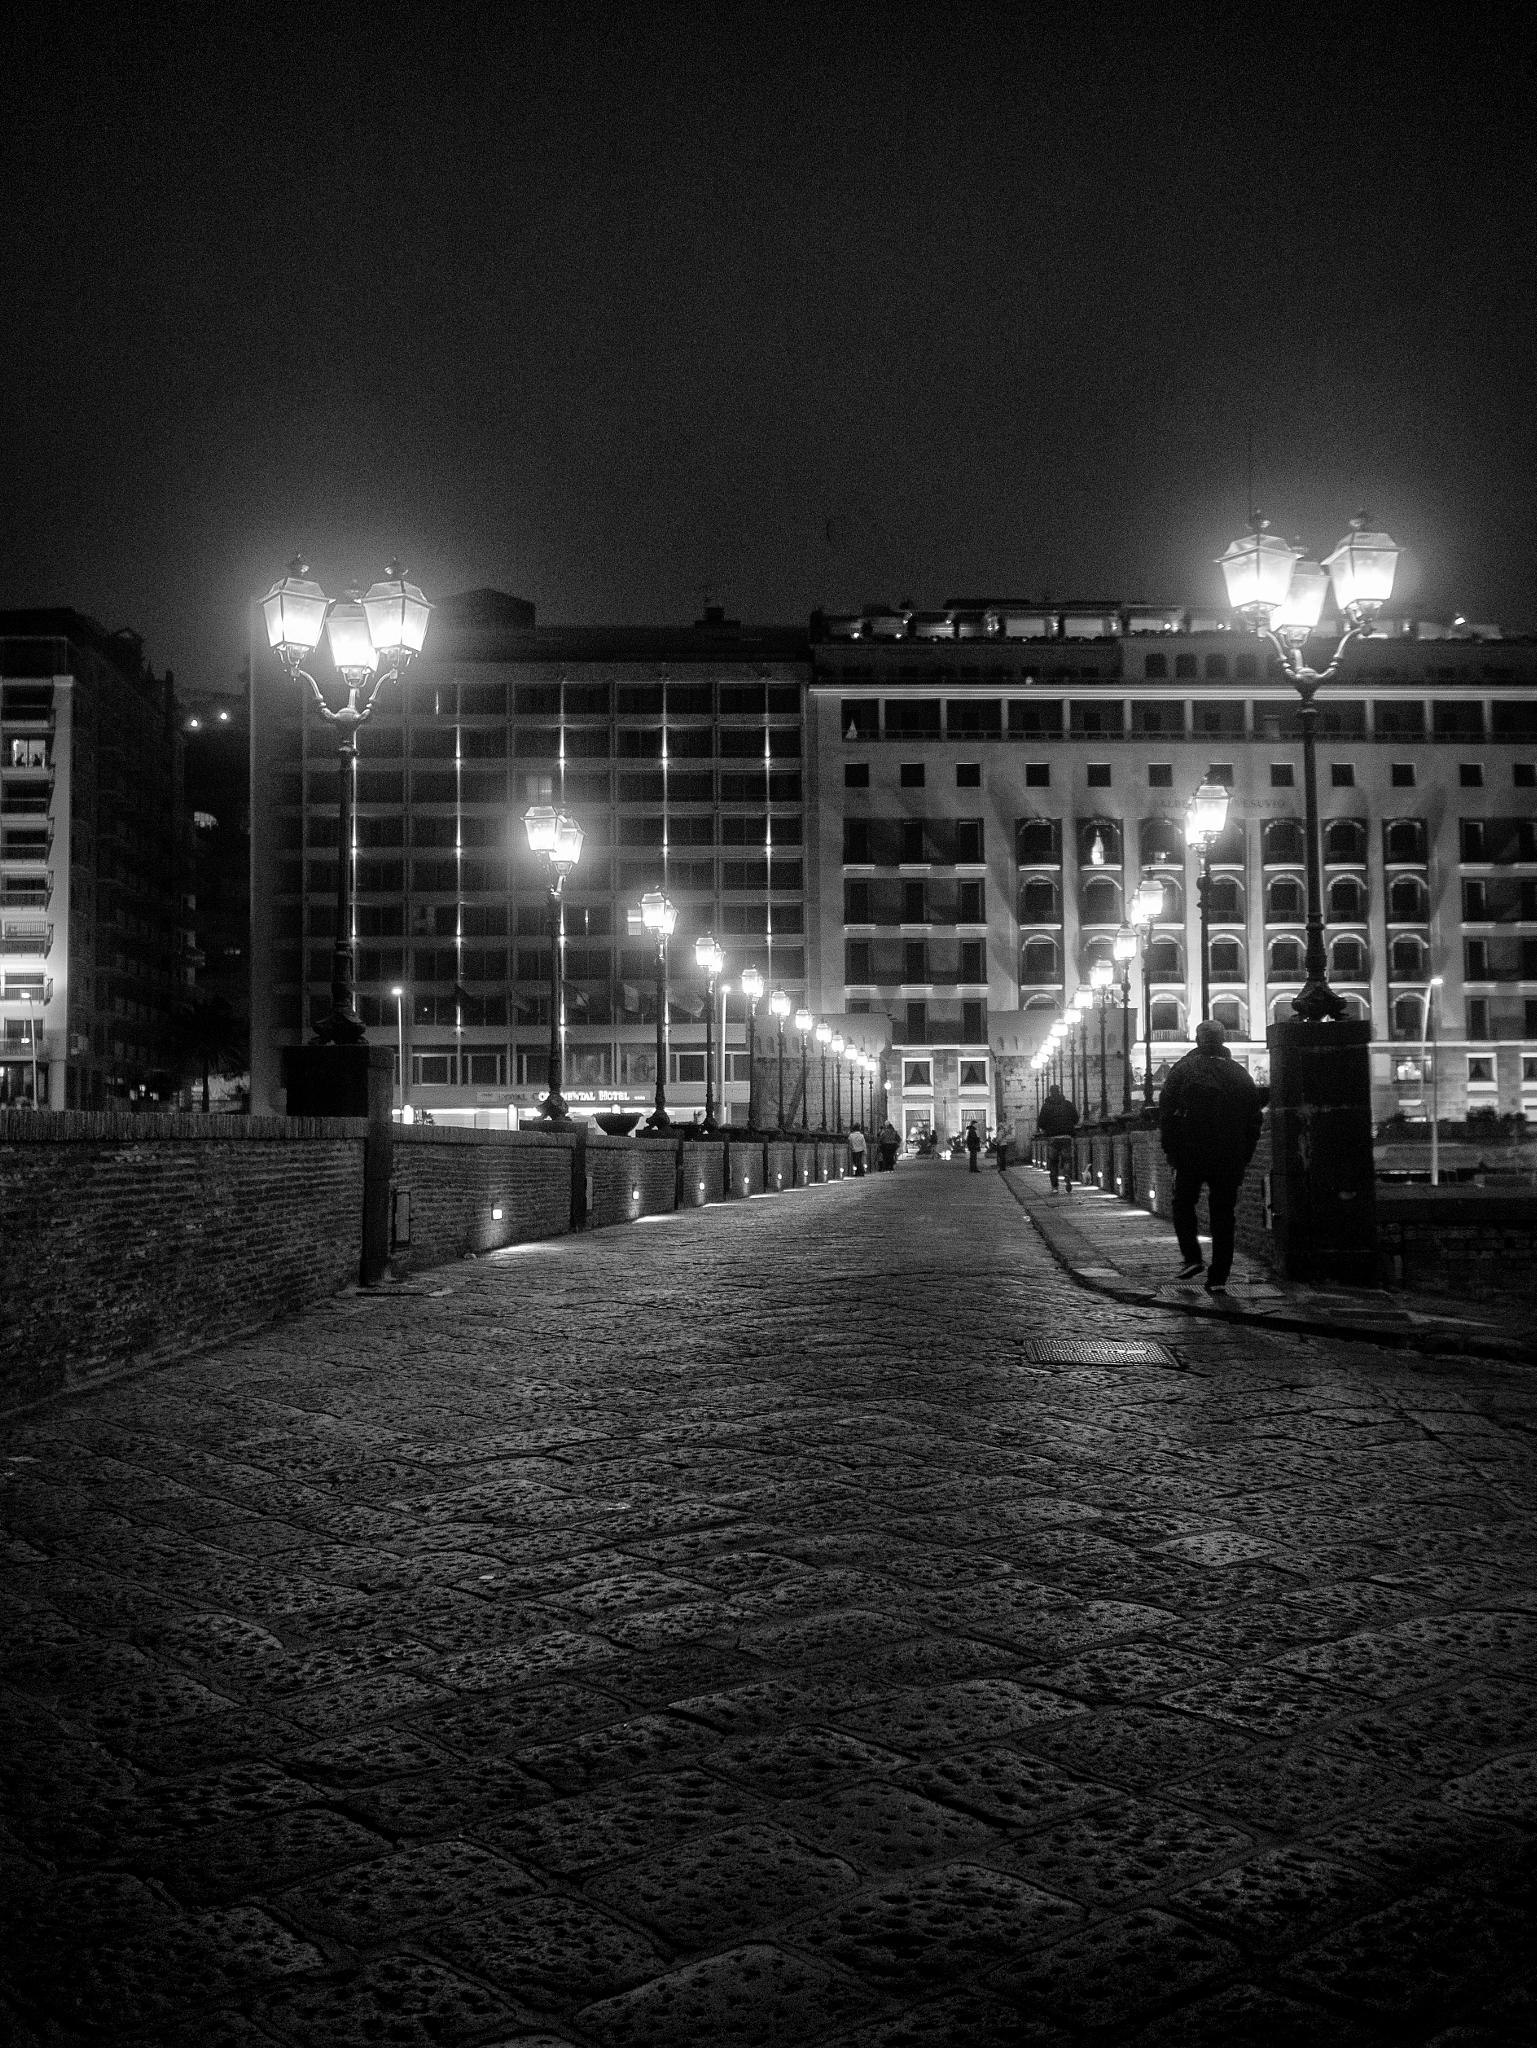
[795,1008,813,1033]
[323,593,378,680]
[1187,780,1230,842]
[695,933,723,975]
[523,805,558,855]
[1113,922,1138,962]
[362,563,432,662]
[1216,526,1300,618]
[1073,986,1093,1011]
[1324,523,1400,614]
[1091,958,1114,990]
[816,1022,832,1045]
[740,966,764,1003]
[1089,831,1106,868]
[261,559,329,656]
[641,890,677,936]
[769,987,790,1020]
[831,1034,845,1054]
[1272,558,1329,636]
[1132,879,1165,925]
[551,813,585,870]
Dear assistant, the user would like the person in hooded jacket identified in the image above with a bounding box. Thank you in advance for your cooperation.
[1158,1019,1263,1294]
[1036,1085,1079,1191]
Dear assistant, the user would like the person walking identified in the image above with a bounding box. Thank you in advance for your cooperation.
[996,1114,1012,1173]
[965,1120,981,1172]
[877,1120,900,1171]
[1158,1019,1263,1295]
[1037,1085,1079,1191]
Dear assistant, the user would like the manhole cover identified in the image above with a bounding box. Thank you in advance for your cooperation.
[1019,1339,1179,1366]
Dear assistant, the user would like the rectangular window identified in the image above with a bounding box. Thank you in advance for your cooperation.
[1466,939,1490,979]
[1070,701,1126,736]
[900,762,926,788]
[1208,763,1235,786]
[903,1059,932,1088]
[1460,819,1486,861]
[845,938,872,981]
[842,819,871,863]
[1516,763,1536,788]
[955,819,985,863]
[669,1052,707,1084]
[1087,763,1112,787]
[960,940,985,982]
[885,700,942,739]
[1433,701,1485,741]
[844,762,870,789]
[1271,763,1295,788]
[1391,763,1416,787]
[1025,762,1050,787]
[1460,763,1484,787]
[841,700,879,739]
[1525,1003,1537,1040]
[945,700,1002,736]
[1467,1046,1494,1075]
[904,940,928,982]
[899,820,926,864]
[1149,763,1173,787]
[843,880,870,922]
[962,999,986,1042]
[959,1059,988,1088]
[1132,701,1186,736]
[905,1000,928,1043]
[1375,701,1426,739]
[1331,764,1355,788]
[412,1051,456,1086]
[903,881,927,921]
[1007,699,1063,736]
[956,762,982,788]
[465,1052,504,1086]
[957,879,985,922]
[1463,881,1488,920]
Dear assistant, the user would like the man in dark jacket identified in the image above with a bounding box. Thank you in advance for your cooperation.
[1037,1085,1079,1191]
[965,1120,981,1172]
[1159,1020,1263,1294]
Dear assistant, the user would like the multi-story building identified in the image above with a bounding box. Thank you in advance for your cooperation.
[250,593,812,1122]
[0,610,186,1109]
[808,600,1537,1139]
[182,687,251,1101]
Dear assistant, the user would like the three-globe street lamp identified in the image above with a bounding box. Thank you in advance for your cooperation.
[740,966,764,1129]
[1090,958,1115,1120]
[389,983,409,1120]
[1184,777,1232,1026]
[815,1021,832,1129]
[1218,513,1401,1021]
[1127,877,1164,1104]
[261,558,432,1043]
[1112,925,1137,1116]
[695,934,724,1134]
[641,890,677,1130]
[524,807,585,1125]
[831,1033,846,1131]
[795,1008,813,1130]
[769,987,791,1130]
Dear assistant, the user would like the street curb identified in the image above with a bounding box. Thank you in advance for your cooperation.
[999,1170,1537,1370]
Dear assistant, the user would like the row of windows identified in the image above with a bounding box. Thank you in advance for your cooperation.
[841,819,985,864]
[1016,873,1428,926]
[935,759,1534,792]
[1020,934,1389,983]
[842,697,1537,742]
[842,881,988,924]
[293,768,807,805]
[393,1043,765,1089]
[1015,817,1398,867]
[844,940,988,984]
[396,680,802,718]
[288,856,808,901]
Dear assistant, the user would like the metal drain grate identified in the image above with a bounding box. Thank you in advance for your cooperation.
[1019,1338,1179,1366]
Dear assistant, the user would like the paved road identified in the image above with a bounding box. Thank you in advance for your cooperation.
[3,1162,1535,2045]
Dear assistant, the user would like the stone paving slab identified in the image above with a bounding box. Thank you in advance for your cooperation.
[2,1161,1537,2041]
[1007,1162,1537,1364]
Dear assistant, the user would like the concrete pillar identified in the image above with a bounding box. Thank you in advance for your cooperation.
[1266,1017,1377,1285]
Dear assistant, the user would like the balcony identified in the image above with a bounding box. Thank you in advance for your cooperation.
[0,872,52,910]
[0,920,52,957]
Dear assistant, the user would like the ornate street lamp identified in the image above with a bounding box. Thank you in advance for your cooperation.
[523,807,585,1125]
[1420,973,1444,1187]
[1112,924,1137,1116]
[769,988,791,1130]
[1072,986,1093,1110]
[1219,513,1400,1020]
[1184,778,1232,1024]
[795,1008,814,1130]
[1091,957,1114,1120]
[640,890,677,1129]
[695,934,724,1133]
[815,1020,832,1130]
[261,557,432,1043]
[830,1032,846,1132]
[1129,877,1164,1105]
[389,983,409,1120]
[740,966,764,1129]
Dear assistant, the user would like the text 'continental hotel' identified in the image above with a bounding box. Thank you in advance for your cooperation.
[250,593,1537,1136]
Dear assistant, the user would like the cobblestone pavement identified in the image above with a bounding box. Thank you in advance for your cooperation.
[4,1161,1536,2046]
[1007,1164,1535,1364]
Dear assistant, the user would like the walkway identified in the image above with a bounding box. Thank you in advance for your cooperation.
[3,1162,1535,2044]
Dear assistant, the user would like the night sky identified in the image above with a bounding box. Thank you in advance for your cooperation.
[3,7,1534,689]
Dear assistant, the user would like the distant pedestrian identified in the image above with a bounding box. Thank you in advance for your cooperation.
[877,1120,900,1171]
[965,1120,981,1172]
[849,1126,867,1175]
[996,1116,1012,1172]
[1159,1020,1263,1295]
[1037,1085,1079,1191]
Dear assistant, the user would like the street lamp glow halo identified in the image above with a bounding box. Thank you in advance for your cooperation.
[1216,523,1300,620]
[1091,958,1114,990]
[1186,779,1231,843]
[1073,986,1094,1011]
[1113,922,1138,962]
[769,987,790,1020]
[261,557,329,658]
[816,1022,832,1045]
[831,1033,845,1054]
[795,1007,813,1034]
[523,805,558,855]
[361,562,433,664]
[1131,878,1165,926]
[740,966,763,1002]
[323,588,378,683]
[1323,518,1400,617]
[641,890,677,937]
[1272,558,1330,641]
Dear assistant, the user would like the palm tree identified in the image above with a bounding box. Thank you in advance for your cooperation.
[175,995,248,1112]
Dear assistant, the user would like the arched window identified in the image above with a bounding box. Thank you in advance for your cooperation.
[1146,937,1182,980]
[1331,936,1367,980]
[1329,876,1366,921]
[1386,819,1426,862]
[1148,877,1184,921]
[1141,818,1184,866]
[1020,878,1057,924]
[1270,937,1305,978]
[1017,819,1059,863]
[1212,996,1246,1036]
[1150,997,1183,1038]
[1079,820,1122,866]
[1341,993,1372,1025]
[1082,877,1120,925]
[1210,938,1244,981]
[1392,994,1426,1038]
[1209,820,1245,864]
[1389,876,1426,922]
[1268,878,1303,921]
[1208,877,1243,922]
[1081,938,1115,978]
[1021,938,1059,984]
[1325,819,1366,862]
[1390,937,1424,978]
[1264,819,1304,863]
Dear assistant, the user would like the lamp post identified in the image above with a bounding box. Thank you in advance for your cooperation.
[741,966,763,1129]
[1091,957,1114,1119]
[1128,877,1164,1105]
[261,558,432,1043]
[1072,986,1093,1108]
[830,1033,845,1131]
[524,807,586,1126]
[389,983,409,1120]
[769,988,790,1129]
[1112,925,1136,1116]
[1218,513,1400,1020]
[795,1008,813,1130]
[1185,778,1231,1025]
[640,890,677,1130]
[695,934,724,1133]
[1420,973,1444,1186]
[816,1021,831,1129]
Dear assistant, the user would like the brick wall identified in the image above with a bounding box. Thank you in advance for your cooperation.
[588,1133,679,1228]
[0,1110,367,1407]
[1377,1191,1537,1302]
[725,1136,764,1198]
[681,1142,726,1208]
[391,1126,574,1270]
[764,1140,796,1192]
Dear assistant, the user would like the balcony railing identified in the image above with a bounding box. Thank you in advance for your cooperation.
[0,921,52,956]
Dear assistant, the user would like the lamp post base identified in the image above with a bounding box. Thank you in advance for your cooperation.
[1292,976,1349,1023]
[281,1043,395,1284]
[313,1008,368,1047]
[529,1088,575,1130]
[1266,1017,1377,1285]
